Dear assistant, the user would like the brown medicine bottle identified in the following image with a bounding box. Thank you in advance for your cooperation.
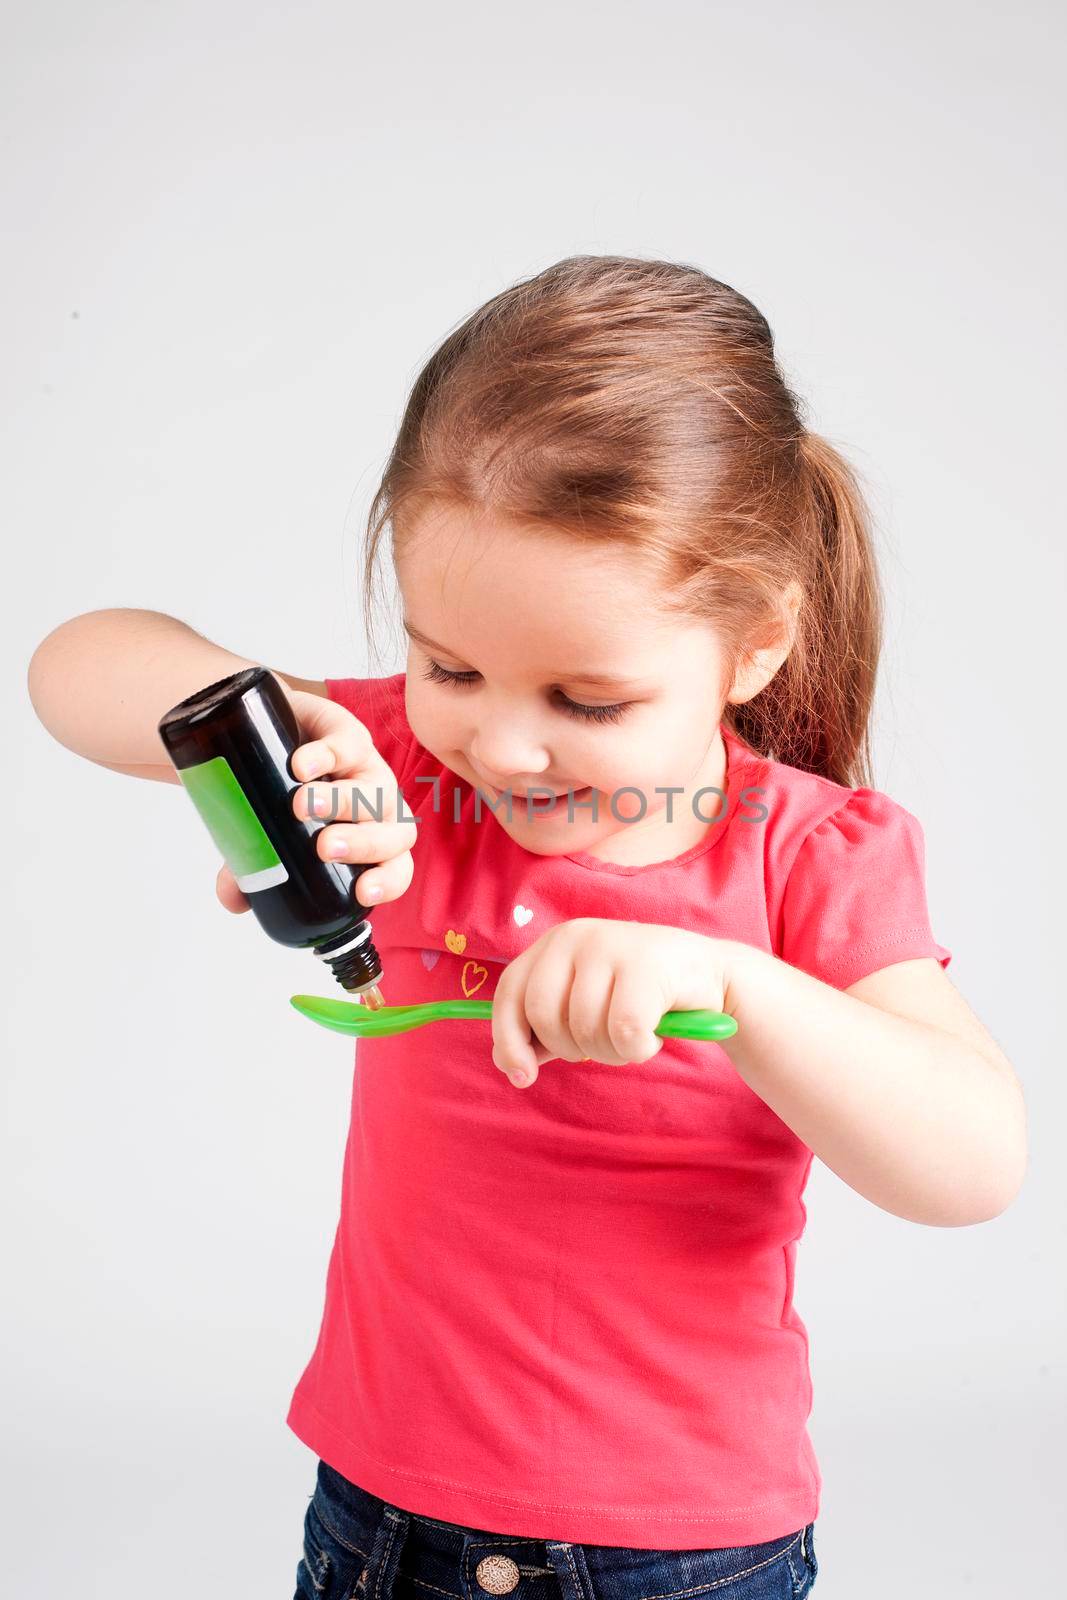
[158,666,385,1003]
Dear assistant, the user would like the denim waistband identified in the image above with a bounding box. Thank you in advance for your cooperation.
[308,1459,810,1600]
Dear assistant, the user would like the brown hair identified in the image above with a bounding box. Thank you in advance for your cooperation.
[362,255,883,788]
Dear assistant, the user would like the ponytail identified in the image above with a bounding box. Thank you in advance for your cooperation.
[728,432,883,789]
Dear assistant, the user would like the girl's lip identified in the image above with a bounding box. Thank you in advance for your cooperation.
[519,785,593,819]
[483,782,593,803]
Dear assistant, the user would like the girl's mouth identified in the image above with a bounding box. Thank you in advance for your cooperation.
[525,784,594,818]
[483,782,594,817]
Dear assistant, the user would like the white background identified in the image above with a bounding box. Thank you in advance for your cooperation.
[4,2,1064,1595]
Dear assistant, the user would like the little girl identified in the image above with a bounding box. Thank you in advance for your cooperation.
[29,255,1026,1599]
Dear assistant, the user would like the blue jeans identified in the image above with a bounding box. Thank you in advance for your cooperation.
[293,1460,819,1600]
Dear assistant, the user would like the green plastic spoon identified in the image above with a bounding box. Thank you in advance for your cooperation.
[290,994,738,1042]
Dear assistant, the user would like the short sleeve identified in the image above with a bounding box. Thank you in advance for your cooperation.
[778,789,953,990]
[323,673,424,789]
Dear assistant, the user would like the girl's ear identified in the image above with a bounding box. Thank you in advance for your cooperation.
[725,581,803,706]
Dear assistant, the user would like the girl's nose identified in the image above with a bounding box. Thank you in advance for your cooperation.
[469,719,551,786]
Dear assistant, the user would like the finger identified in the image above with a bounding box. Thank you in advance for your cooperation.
[288,696,378,780]
[314,819,419,866]
[293,776,409,827]
[350,850,415,907]
[606,967,664,1063]
[567,961,627,1065]
[490,958,544,1080]
[215,863,250,914]
[289,737,340,782]
[522,959,584,1064]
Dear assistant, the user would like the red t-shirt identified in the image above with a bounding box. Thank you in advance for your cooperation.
[286,673,952,1548]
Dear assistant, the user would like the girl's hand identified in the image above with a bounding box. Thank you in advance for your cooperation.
[490,918,734,1088]
[215,687,417,914]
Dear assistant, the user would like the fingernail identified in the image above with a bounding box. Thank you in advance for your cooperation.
[327,836,348,857]
[361,882,383,902]
[510,1069,531,1086]
[305,745,332,777]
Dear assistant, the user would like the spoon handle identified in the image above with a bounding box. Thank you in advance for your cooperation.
[415,1001,736,1039]
[656,1009,737,1041]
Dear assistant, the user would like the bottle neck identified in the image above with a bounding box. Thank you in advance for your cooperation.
[313,919,384,997]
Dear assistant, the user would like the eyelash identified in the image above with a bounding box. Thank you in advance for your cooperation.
[419,658,632,725]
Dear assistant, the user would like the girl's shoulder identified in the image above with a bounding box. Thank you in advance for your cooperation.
[732,734,952,990]
[726,724,928,870]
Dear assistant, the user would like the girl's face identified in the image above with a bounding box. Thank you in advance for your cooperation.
[396,501,732,863]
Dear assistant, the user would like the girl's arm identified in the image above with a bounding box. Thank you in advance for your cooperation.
[27,607,324,782]
[28,610,417,917]
[720,944,1027,1227]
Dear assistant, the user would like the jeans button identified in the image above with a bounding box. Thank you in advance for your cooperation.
[475,1555,521,1593]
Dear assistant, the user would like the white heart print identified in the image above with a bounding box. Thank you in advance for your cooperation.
[512,905,534,927]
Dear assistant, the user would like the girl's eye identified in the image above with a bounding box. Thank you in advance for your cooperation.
[419,658,631,725]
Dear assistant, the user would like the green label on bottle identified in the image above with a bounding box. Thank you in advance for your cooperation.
[177,755,290,893]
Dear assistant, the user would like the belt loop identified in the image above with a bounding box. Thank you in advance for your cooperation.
[367,1505,411,1600]
[543,1541,597,1600]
